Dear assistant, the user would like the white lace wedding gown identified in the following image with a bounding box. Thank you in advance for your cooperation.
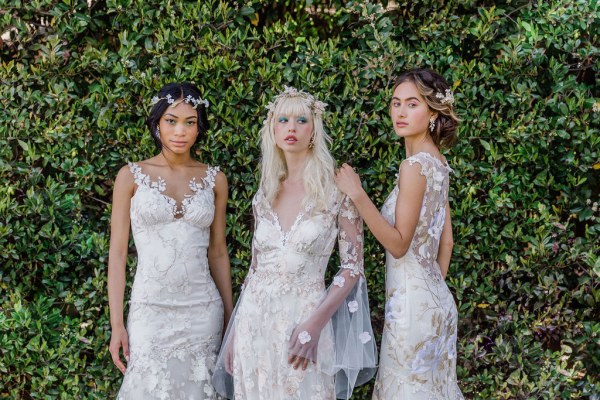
[373,152,463,399]
[213,189,377,399]
[117,163,224,399]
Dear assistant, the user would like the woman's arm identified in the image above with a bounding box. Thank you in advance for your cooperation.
[107,166,134,374]
[208,171,233,330]
[436,202,454,278]
[335,162,425,259]
[288,196,363,370]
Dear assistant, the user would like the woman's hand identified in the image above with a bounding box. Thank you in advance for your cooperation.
[109,325,129,374]
[335,164,364,200]
[225,335,235,375]
[288,320,323,370]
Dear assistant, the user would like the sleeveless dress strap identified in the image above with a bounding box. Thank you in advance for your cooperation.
[128,162,147,187]
[203,165,220,189]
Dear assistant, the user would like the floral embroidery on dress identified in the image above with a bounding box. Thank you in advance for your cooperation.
[118,162,223,399]
[212,188,377,399]
[374,152,463,400]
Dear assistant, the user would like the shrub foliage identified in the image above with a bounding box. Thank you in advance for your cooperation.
[1,0,598,398]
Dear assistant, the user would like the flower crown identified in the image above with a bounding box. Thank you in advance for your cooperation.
[150,94,209,109]
[435,89,455,105]
[264,85,327,124]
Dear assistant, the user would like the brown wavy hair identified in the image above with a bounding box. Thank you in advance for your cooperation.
[391,69,459,149]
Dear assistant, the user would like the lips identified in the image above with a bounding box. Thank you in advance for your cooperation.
[170,141,187,146]
[396,122,408,127]
[284,135,297,143]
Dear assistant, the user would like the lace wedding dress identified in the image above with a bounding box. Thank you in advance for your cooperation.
[117,162,224,399]
[213,189,377,399]
[373,152,463,399]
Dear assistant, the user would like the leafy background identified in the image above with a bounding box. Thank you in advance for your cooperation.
[1,0,598,398]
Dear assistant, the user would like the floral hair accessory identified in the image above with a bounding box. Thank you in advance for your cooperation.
[150,93,209,109]
[435,89,455,105]
[263,85,328,125]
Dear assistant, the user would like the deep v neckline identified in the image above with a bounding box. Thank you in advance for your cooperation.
[267,195,313,245]
[130,162,215,219]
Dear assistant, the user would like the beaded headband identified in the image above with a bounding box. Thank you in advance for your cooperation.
[264,85,327,124]
[150,94,209,109]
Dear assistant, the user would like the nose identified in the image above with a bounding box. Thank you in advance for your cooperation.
[397,104,407,118]
[288,121,297,132]
[174,123,186,135]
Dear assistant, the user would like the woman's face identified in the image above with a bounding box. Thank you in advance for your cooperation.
[157,101,198,153]
[273,112,314,155]
[390,81,435,139]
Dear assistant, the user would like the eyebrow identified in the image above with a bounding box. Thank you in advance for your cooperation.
[391,96,421,102]
[164,113,197,119]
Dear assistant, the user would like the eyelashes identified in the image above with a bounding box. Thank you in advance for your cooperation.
[277,116,308,123]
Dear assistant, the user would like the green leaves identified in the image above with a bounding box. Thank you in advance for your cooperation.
[1,0,598,398]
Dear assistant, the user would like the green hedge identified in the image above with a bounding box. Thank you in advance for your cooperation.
[1,1,598,398]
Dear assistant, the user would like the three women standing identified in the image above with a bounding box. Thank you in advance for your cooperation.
[108,83,233,399]
[108,69,462,399]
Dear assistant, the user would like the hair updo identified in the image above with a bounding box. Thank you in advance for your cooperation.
[145,82,209,151]
[392,69,459,149]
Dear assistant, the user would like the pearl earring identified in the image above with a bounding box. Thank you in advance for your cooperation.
[156,126,161,139]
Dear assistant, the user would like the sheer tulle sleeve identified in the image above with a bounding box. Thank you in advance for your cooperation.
[286,196,377,398]
[211,196,261,399]
[331,196,378,398]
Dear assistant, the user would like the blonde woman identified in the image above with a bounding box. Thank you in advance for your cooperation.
[213,86,377,399]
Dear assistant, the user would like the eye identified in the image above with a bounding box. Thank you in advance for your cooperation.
[408,103,418,108]
[297,117,307,124]
[392,101,400,107]
[165,118,176,124]
[186,120,197,126]
[278,116,288,123]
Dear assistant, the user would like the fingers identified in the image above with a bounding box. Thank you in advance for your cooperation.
[110,346,126,374]
[336,164,357,178]
[122,336,130,363]
[290,355,311,370]
[292,355,303,369]
[225,348,234,375]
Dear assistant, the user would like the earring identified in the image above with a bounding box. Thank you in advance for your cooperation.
[309,136,315,149]
[429,118,436,132]
[156,126,161,139]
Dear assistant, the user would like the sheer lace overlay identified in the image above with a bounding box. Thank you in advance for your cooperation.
[213,189,377,399]
[373,152,463,400]
[117,163,224,399]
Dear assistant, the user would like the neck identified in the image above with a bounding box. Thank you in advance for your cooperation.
[283,152,308,183]
[404,132,435,157]
[160,148,194,167]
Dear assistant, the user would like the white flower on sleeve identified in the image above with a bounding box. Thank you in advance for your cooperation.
[298,331,312,344]
[333,276,346,287]
[359,332,372,344]
[348,300,359,313]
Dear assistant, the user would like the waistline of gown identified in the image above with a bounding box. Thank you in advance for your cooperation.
[257,248,331,264]
[249,251,331,294]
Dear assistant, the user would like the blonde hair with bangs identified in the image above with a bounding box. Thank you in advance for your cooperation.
[259,94,335,212]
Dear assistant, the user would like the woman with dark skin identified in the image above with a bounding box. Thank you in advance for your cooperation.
[108,83,233,399]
